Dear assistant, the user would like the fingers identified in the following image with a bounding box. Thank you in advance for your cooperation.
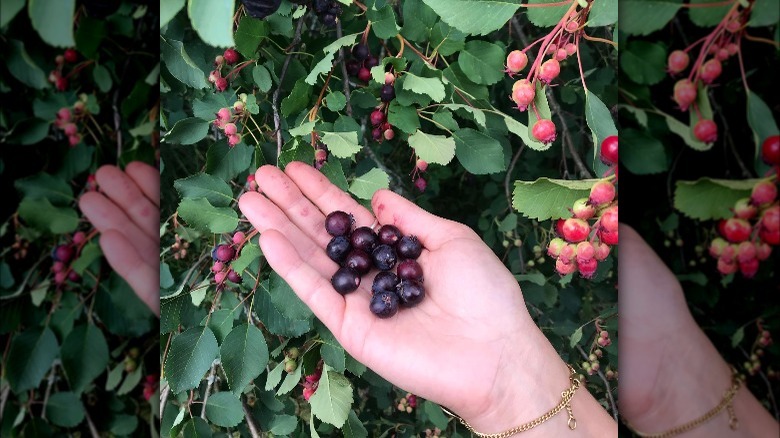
[99,230,160,316]
[259,229,345,336]
[95,165,159,237]
[371,189,467,250]
[125,161,160,207]
[282,162,376,227]
[79,192,158,260]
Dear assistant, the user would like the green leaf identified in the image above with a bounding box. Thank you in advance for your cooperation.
[192,93,229,121]
[164,326,220,394]
[325,91,347,111]
[160,37,209,89]
[457,40,505,85]
[442,104,487,129]
[584,90,618,173]
[205,392,244,427]
[232,243,261,274]
[747,90,780,148]
[513,178,597,220]
[388,101,421,134]
[93,64,112,92]
[587,0,617,27]
[265,361,285,391]
[6,118,50,145]
[281,79,312,117]
[620,0,682,35]
[161,294,189,334]
[206,142,253,181]
[621,128,668,174]
[408,130,456,165]
[748,0,780,27]
[177,198,239,234]
[402,73,446,101]
[276,363,302,395]
[689,0,731,27]
[454,128,506,174]
[18,197,79,234]
[235,16,269,58]
[349,168,390,200]
[174,173,234,207]
[526,0,570,27]
[0,0,25,27]
[164,117,210,145]
[422,0,520,36]
[60,324,109,394]
[269,415,299,435]
[160,0,185,28]
[188,0,235,48]
[569,327,583,348]
[309,365,353,428]
[203,309,235,345]
[422,401,449,430]
[731,327,745,348]
[321,131,361,158]
[182,417,212,438]
[674,178,757,220]
[320,160,349,191]
[221,323,269,395]
[304,33,360,85]
[46,392,85,427]
[401,0,439,42]
[270,271,313,321]
[317,322,345,372]
[6,327,59,393]
[117,359,143,395]
[620,41,667,85]
[257,279,312,337]
[28,0,75,47]
[14,173,73,206]
[664,111,712,151]
[5,40,48,89]
[343,410,368,438]
[367,4,400,39]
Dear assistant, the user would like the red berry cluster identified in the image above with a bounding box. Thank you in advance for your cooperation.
[411,159,428,193]
[51,231,87,285]
[214,104,244,147]
[209,48,241,92]
[48,48,79,91]
[668,2,755,145]
[581,329,616,379]
[324,211,426,318]
[53,98,88,147]
[142,374,158,401]
[369,74,396,143]
[396,393,418,413]
[210,231,248,290]
[709,180,778,278]
[345,43,379,84]
[301,359,323,401]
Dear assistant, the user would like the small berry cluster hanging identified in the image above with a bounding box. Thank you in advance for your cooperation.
[582,328,616,378]
[48,48,79,91]
[210,231,247,290]
[396,393,418,413]
[345,43,379,83]
[324,211,426,318]
[50,231,87,285]
[53,98,88,147]
[312,0,343,27]
[209,48,241,92]
[213,102,245,147]
[743,321,773,377]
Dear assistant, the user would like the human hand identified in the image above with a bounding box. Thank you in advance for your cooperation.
[618,224,778,437]
[78,162,160,316]
[239,162,613,435]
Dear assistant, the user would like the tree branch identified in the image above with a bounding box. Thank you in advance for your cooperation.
[273,18,306,164]
[160,383,171,419]
[200,361,218,418]
[84,408,101,438]
[242,401,261,438]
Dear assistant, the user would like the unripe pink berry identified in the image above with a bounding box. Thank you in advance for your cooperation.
[561,218,590,243]
[716,48,729,61]
[750,181,777,206]
[737,241,756,263]
[217,108,232,122]
[52,261,65,273]
[215,77,228,92]
[212,261,225,273]
[227,269,242,283]
[303,387,315,400]
[214,271,227,283]
[54,271,68,284]
[547,237,566,257]
[576,241,595,261]
[555,258,577,276]
[756,242,772,260]
[228,134,242,146]
[761,205,779,232]
[577,257,598,278]
[555,48,567,61]
[572,198,595,220]
[531,119,556,144]
[384,72,395,85]
[55,55,65,65]
[589,180,616,206]
[233,231,246,245]
[733,198,757,219]
[414,176,427,192]
[224,123,238,135]
[72,231,86,245]
[598,228,618,245]
[511,79,535,111]
[726,43,738,56]
[538,59,561,83]
[57,107,72,121]
[721,218,751,243]
[63,123,78,136]
[214,244,236,262]
[505,50,528,74]
[546,43,557,55]
[416,159,428,172]
[247,174,258,190]
[739,257,759,278]
[383,128,395,140]
[208,70,220,83]
[699,59,722,84]
[673,79,697,111]
[558,243,576,263]
[709,237,728,258]
[64,48,78,63]
[594,242,611,261]
[725,19,740,33]
[68,134,81,146]
[667,50,689,74]
[314,148,328,163]
[68,271,80,282]
[565,43,576,56]
[214,55,225,65]
[565,21,578,32]
[693,119,718,144]
[233,101,245,113]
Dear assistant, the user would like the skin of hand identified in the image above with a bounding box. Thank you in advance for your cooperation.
[78,162,160,316]
[239,162,615,436]
[618,224,778,437]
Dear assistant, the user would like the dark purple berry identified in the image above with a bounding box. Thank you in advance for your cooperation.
[372,127,382,140]
[213,244,236,262]
[365,55,379,68]
[326,235,351,263]
[350,226,378,253]
[52,244,74,263]
[369,291,399,318]
[397,279,425,307]
[346,59,360,76]
[352,44,369,61]
[321,14,336,26]
[372,244,397,271]
[378,224,402,245]
[380,84,395,102]
[313,0,330,13]
[396,259,423,282]
[325,210,353,236]
[227,269,242,283]
[372,271,399,294]
[344,249,372,275]
[396,235,422,259]
[331,267,360,294]
[67,271,81,282]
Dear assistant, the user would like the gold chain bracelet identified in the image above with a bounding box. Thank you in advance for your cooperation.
[625,367,742,438]
[442,365,580,437]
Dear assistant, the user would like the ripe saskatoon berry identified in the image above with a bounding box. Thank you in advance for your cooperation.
[572,198,595,220]
[598,228,619,245]
[380,84,396,103]
[325,211,353,236]
[721,218,751,243]
[761,206,779,232]
[215,77,228,91]
[372,127,382,140]
[414,176,427,192]
[213,244,236,262]
[370,109,386,126]
[326,236,352,263]
[345,249,372,275]
[227,269,242,283]
[511,79,535,111]
[372,244,398,271]
[751,181,777,205]
[64,48,78,63]
[397,259,424,282]
[397,235,423,259]
[699,59,722,84]
[589,180,616,206]
[223,48,239,64]
[739,258,759,278]
[331,267,360,294]
[761,135,780,165]
[352,44,369,61]
[378,224,402,245]
[667,50,689,74]
[372,271,400,294]
[532,119,557,144]
[370,291,399,318]
[350,226,379,252]
[561,218,590,243]
[505,50,528,73]
[538,59,561,83]
[346,59,360,76]
[53,245,74,263]
[577,258,598,278]
[693,119,718,144]
[600,135,618,166]
[365,55,379,68]
[600,206,619,232]
[673,79,697,111]
[733,198,757,219]
[358,67,371,82]
[397,280,425,307]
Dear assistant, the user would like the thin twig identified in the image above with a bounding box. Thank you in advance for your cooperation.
[200,362,218,418]
[576,345,618,421]
[272,18,306,164]
[546,88,593,178]
[504,143,525,208]
[84,408,101,438]
[710,92,750,178]
[0,384,10,422]
[160,383,171,419]
[41,364,58,420]
[336,21,353,116]
[242,401,261,438]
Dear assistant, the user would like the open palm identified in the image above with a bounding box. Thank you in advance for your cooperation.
[238,162,558,424]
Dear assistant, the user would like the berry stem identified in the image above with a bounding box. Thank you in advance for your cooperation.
[575,33,588,93]
[743,32,780,47]
[687,1,741,83]
[581,32,617,48]
[735,34,750,92]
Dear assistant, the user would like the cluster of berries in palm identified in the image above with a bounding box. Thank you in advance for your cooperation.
[48,48,79,91]
[211,231,248,289]
[213,101,245,147]
[209,48,241,92]
[325,211,425,318]
[50,231,87,285]
[668,3,755,145]
[53,98,88,147]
